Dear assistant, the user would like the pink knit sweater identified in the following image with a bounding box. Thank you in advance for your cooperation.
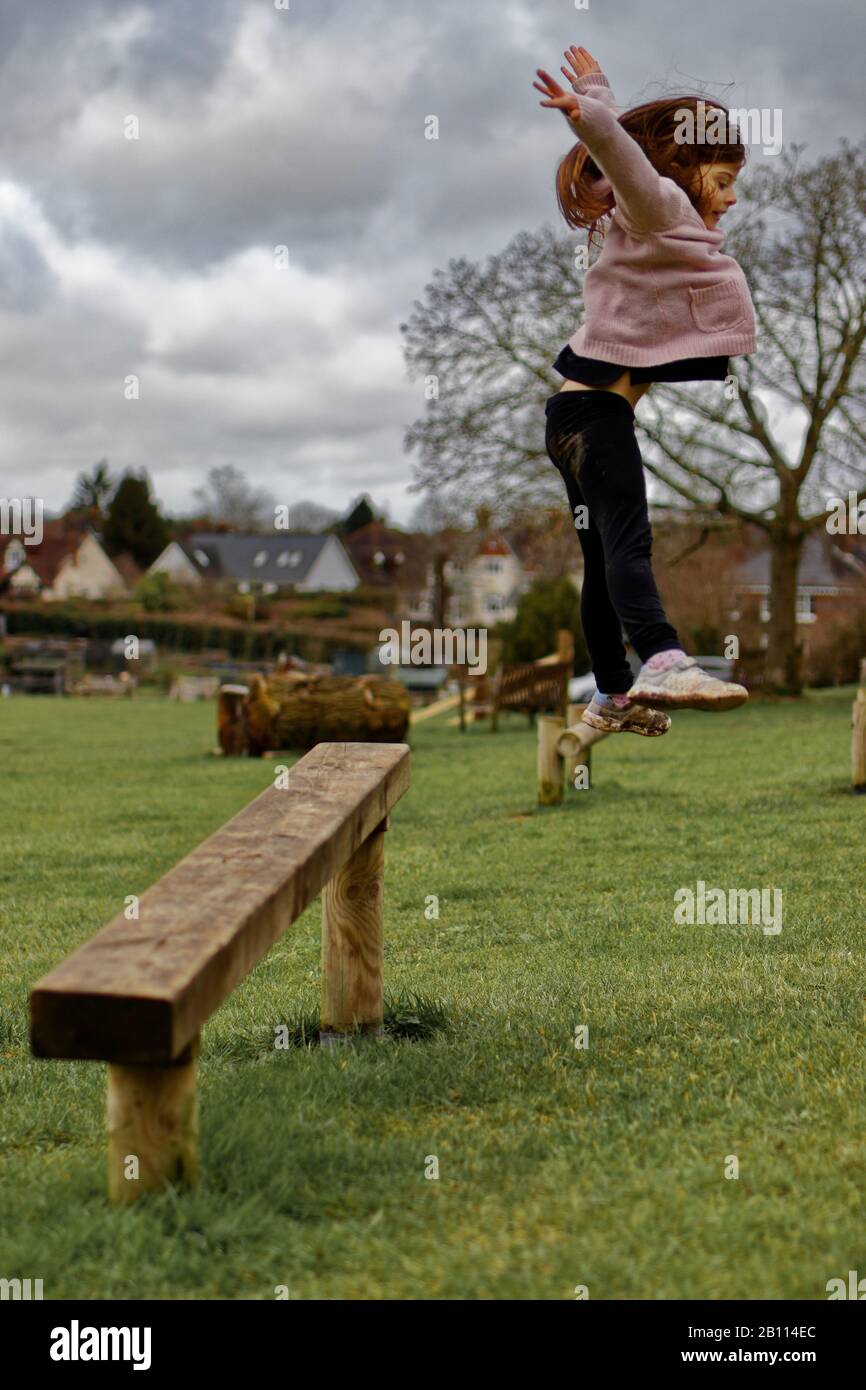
[564,71,757,366]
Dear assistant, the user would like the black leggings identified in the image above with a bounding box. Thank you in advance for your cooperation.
[545,389,681,695]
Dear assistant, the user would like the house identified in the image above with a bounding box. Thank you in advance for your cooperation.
[730,531,866,652]
[0,524,132,601]
[147,532,359,594]
[449,536,527,626]
[342,522,433,618]
[343,520,529,630]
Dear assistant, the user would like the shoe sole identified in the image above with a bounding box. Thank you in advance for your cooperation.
[582,708,671,736]
[627,686,748,712]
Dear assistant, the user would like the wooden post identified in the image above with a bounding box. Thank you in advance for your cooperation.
[537,715,565,805]
[217,683,249,756]
[320,819,387,1043]
[562,702,590,787]
[557,628,575,672]
[106,1036,199,1204]
[853,683,866,794]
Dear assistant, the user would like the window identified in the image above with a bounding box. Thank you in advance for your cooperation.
[796,592,817,624]
[276,551,290,567]
[193,548,210,567]
[484,558,504,573]
[288,551,302,567]
[5,539,25,569]
[253,550,268,567]
[486,595,504,613]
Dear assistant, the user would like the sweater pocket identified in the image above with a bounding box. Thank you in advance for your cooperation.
[688,280,749,333]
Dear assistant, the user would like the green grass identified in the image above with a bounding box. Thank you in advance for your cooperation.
[0,689,864,1300]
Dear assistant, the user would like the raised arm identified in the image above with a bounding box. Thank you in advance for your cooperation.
[534,61,686,233]
[560,45,620,116]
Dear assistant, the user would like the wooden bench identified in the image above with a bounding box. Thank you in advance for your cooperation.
[30,741,411,1203]
[468,660,572,731]
[465,630,575,732]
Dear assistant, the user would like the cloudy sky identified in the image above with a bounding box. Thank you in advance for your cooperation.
[0,0,862,525]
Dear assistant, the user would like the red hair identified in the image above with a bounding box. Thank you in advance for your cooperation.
[557,96,747,234]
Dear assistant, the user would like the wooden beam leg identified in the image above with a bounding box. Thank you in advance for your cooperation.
[320,820,386,1045]
[537,715,565,806]
[106,1036,199,1204]
[853,685,866,793]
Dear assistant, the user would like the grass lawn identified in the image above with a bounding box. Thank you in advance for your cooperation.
[0,688,864,1300]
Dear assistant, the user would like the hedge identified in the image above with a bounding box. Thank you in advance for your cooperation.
[0,604,373,662]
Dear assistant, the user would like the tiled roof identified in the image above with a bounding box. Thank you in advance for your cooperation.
[477,536,512,557]
[343,524,432,588]
[179,532,334,585]
[732,532,866,590]
[0,529,79,585]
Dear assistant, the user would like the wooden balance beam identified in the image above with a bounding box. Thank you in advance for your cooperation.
[30,741,410,1203]
[537,703,609,805]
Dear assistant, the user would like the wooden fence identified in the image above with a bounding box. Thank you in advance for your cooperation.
[30,741,410,1203]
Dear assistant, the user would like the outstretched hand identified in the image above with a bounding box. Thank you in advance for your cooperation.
[560,45,602,89]
[533,69,581,127]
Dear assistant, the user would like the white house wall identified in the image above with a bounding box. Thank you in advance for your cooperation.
[298,536,359,592]
[148,541,202,585]
[465,552,524,624]
[46,534,127,601]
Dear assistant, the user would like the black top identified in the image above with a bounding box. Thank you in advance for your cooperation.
[553,343,729,385]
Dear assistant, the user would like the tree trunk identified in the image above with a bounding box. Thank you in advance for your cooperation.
[764,526,803,694]
[432,551,450,629]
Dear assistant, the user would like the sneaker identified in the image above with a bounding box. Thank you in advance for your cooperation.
[579,692,671,736]
[627,655,748,711]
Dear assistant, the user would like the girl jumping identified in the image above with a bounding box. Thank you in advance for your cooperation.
[533,47,753,736]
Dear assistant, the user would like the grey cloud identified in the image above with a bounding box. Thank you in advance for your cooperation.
[0,0,863,522]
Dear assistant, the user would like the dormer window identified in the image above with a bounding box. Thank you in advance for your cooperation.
[5,539,25,569]
[253,550,268,568]
[193,548,210,567]
[277,551,290,567]
[288,551,302,567]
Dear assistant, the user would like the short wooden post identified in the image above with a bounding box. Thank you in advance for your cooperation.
[537,714,565,805]
[853,677,866,794]
[557,628,575,671]
[320,819,387,1043]
[562,702,590,787]
[218,684,249,756]
[106,1036,199,1204]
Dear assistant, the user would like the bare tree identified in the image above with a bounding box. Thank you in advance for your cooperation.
[402,227,576,519]
[193,464,275,532]
[290,499,342,532]
[402,142,866,692]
